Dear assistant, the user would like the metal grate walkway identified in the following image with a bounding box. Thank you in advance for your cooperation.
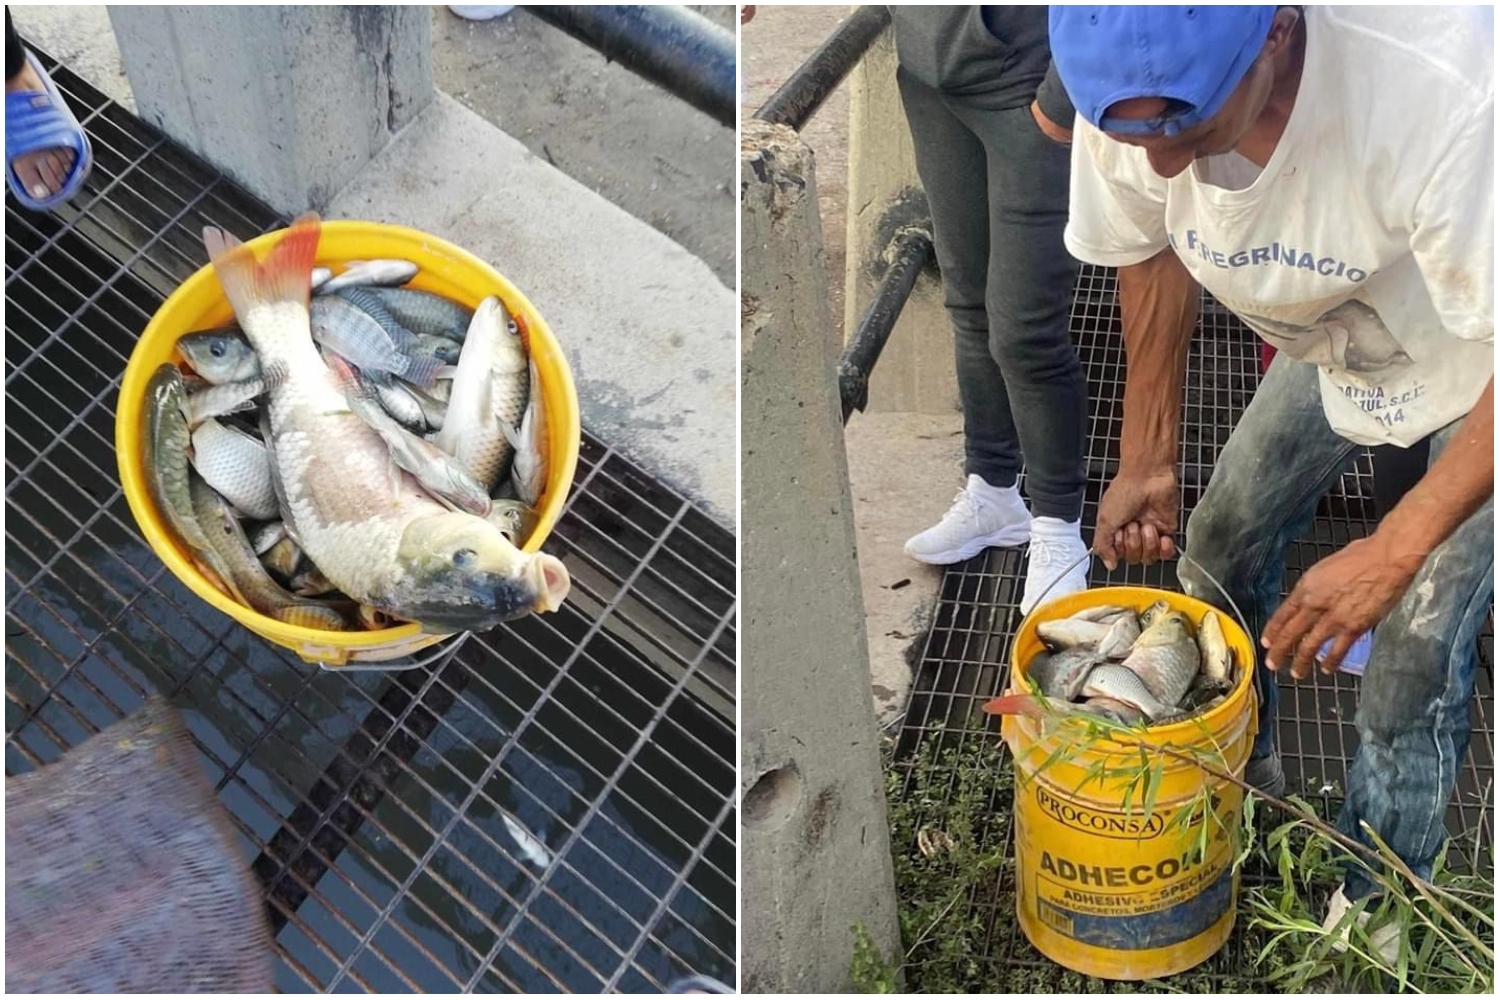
[5,53,736,994]
[893,264,1494,985]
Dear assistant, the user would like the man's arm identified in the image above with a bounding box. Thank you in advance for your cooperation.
[1265,378,1494,677]
[1093,248,1201,569]
[1031,62,1075,143]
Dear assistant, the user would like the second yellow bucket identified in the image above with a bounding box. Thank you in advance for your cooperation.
[1000,586,1258,981]
[116,220,581,667]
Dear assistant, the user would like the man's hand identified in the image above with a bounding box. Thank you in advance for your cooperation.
[1030,100,1073,144]
[1095,470,1180,570]
[1261,534,1426,679]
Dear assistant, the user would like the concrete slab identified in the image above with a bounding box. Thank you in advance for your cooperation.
[433,4,735,288]
[10,5,133,109]
[844,410,965,727]
[328,94,735,525]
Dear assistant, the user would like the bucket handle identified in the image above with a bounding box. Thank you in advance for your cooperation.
[1026,542,1257,648]
[320,631,472,672]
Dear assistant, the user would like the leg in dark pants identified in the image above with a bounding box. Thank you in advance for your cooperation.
[895,70,1086,522]
[7,8,25,81]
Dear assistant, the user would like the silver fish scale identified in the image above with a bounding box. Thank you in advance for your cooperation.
[1121,638,1200,706]
[190,419,279,520]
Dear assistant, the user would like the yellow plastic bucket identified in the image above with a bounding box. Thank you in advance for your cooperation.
[116,220,581,666]
[1000,586,1258,981]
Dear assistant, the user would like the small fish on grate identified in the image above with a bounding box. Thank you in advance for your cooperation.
[502,812,553,869]
[143,213,569,635]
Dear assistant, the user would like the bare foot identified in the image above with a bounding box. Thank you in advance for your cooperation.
[6,59,79,201]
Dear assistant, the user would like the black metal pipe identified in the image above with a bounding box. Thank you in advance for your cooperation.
[523,5,736,127]
[755,4,891,130]
[839,227,933,423]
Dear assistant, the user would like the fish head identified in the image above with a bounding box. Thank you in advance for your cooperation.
[178,329,258,383]
[1139,599,1172,629]
[387,512,570,629]
[1137,610,1196,649]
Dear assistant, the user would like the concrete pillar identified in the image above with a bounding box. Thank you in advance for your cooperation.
[842,22,957,416]
[740,118,902,993]
[107,5,433,214]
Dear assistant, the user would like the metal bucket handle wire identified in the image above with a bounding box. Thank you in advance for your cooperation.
[1026,541,1256,646]
[319,630,471,672]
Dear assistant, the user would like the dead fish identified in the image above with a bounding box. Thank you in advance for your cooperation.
[488,499,539,547]
[260,535,303,583]
[177,326,259,384]
[1028,646,1103,701]
[188,474,350,631]
[1080,696,1148,727]
[310,296,441,386]
[317,258,418,294]
[1080,663,1184,722]
[189,417,279,520]
[1121,611,1201,705]
[359,286,474,341]
[290,563,338,598]
[184,376,264,427]
[503,359,547,506]
[434,296,530,492]
[415,332,463,366]
[310,266,333,291]
[1069,605,1133,624]
[1038,618,1114,650]
[1198,610,1233,684]
[250,521,288,557]
[144,364,247,604]
[358,604,393,630]
[1180,674,1231,712]
[501,812,552,868]
[1096,614,1141,660]
[1139,599,1173,630]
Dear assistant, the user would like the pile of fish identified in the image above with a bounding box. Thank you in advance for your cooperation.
[143,213,569,635]
[985,601,1238,728]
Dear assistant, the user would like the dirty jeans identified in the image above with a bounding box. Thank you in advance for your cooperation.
[895,68,1087,521]
[1177,354,1494,899]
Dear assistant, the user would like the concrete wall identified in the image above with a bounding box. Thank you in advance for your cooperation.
[108,5,433,213]
[741,118,901,992]
[843,23,957,416]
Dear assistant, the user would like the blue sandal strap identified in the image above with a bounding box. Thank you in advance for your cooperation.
[5,52,92,211]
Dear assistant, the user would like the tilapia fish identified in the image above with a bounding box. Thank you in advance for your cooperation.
[360,287,474,341]
[311,296,442,386]
[178,326,259,384]
[202,214,570,631]
[1096,613,1141,660]
[1120,611,1200,705]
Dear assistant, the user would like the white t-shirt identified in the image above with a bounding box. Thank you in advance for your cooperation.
[1064,5,1494,448]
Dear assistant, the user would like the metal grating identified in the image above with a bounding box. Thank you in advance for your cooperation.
[893,264,1494,984]
[5,53,736,993]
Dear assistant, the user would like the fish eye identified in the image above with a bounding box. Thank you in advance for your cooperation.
[507,319,519,335]
[452,548,477,569]
[210,340,227,358]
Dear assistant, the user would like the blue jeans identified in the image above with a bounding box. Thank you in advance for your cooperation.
[1177,355,1494,898]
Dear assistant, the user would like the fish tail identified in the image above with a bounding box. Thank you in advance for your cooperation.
[401,350,445,387]
[981,693,1042,718]
[203,213,321,321]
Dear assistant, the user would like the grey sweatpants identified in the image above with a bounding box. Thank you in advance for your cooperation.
[895,68,1087,521]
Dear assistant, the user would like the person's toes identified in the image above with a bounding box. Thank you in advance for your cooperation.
[36,153,62,196]
[48,148,75,187]
[12,155,48,200]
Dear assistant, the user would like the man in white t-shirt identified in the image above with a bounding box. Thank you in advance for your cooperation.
[1048,4,1493,958]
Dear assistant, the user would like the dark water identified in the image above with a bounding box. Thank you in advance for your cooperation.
[5,80,737,992]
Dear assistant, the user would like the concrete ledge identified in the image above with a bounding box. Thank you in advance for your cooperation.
[328,95,735,525]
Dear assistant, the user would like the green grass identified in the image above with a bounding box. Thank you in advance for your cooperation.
[850,727,1493,994]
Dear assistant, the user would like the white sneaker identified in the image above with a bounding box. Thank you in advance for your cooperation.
[1322,887,1401,966]
[903,475,1032,566]
[449,5,515,20]
[1019,517,1090,615]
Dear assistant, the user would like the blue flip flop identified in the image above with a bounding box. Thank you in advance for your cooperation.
[5,50,93,211]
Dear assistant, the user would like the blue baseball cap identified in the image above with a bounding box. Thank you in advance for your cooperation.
[1048,6,1277,137]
